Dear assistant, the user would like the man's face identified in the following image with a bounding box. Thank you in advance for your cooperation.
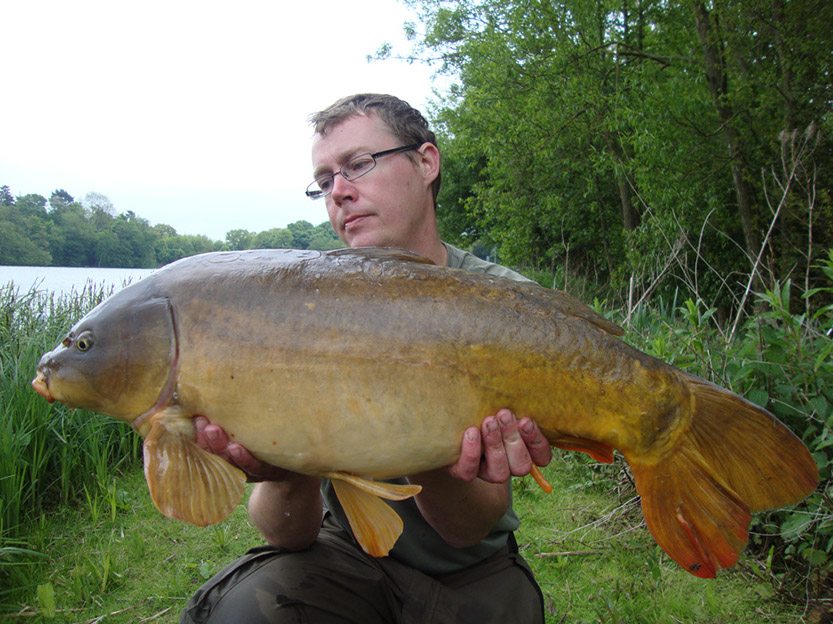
[310,114,438,250]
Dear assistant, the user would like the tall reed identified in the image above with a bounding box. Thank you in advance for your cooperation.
[0,283,141,547]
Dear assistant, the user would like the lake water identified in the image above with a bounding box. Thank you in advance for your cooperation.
[0,265,156,295]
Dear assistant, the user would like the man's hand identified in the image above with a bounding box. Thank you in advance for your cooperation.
[447,409,552,483]
[193,417,322,548]
[193,416,288,482]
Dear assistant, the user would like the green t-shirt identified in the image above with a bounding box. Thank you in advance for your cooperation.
[443,242,535,283]
[321,242,531,575]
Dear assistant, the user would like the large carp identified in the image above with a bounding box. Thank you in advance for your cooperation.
[32,248,817,578]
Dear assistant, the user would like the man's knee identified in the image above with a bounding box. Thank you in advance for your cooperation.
[180,540,393,624]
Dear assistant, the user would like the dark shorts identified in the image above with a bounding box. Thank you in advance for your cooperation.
[180,515,545,624]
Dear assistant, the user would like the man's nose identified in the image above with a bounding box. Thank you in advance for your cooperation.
[330,173,356,202]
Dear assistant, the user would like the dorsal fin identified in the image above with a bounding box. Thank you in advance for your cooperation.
[547,290,625,336]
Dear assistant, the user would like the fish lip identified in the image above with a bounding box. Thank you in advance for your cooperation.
[31,370,55,403]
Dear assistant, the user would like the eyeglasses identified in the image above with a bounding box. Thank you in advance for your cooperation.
[305,143,420,199]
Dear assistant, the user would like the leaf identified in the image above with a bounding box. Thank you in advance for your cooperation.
[746,388,769,408]
[809,548,829,567]
[815,340,833,372]
[780,512,812,539]
[37,582,56,618]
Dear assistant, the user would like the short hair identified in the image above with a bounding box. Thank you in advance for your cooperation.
[309,93,441,202]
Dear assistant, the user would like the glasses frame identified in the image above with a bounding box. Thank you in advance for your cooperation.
[305,143,421,199]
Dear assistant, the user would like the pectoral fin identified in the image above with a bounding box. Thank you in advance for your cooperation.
[143,416,246,527]
[326,472,421,557]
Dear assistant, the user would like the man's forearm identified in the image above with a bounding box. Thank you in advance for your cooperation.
[248,475,324,550]
[407,469,510,549]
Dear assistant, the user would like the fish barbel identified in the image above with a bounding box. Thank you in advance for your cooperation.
[31,247,817,578]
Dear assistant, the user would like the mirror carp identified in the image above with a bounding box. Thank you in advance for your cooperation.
[32,247,818,578]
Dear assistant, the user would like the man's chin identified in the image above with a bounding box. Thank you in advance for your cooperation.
[344,225,391,249]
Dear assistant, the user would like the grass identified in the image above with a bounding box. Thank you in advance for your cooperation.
[3,469,262,622]
[0,460,808,623]
[0,284,141,531]
[516,460,808,623]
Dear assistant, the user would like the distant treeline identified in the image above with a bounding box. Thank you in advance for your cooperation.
[0,186,343,268]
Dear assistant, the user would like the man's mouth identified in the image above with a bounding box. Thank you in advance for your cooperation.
[343,214,369,230]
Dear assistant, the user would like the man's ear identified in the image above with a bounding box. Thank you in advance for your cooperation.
[417,143,441,188]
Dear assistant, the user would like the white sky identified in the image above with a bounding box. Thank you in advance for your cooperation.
[1,0,443,242]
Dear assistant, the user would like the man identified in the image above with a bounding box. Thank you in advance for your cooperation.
[180,94,552,624]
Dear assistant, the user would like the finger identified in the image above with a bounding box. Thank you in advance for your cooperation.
[193,416,210,451]
[194,416,226,454]
[479,416,511,483]
[203,423,230,455]
[228,443,265,477]
[518,417,553,468]
[447,427,481,482]
[227,444,293,483]
[496,410,534,477]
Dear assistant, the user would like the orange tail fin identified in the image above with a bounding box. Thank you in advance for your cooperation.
[629,374,818,578]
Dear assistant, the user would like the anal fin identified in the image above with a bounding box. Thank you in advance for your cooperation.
[144,415,246,527]
[326,472,420,557]
[323,471,422,500]
[551,435,615,464]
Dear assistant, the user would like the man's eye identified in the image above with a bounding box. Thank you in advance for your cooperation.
[346,158,373,175]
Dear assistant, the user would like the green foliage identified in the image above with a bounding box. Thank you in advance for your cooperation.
[0,186,343,268]
[404,0,833,311]
[619,257,833,595]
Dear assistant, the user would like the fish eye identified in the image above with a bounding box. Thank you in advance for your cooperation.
[75,331,95,352]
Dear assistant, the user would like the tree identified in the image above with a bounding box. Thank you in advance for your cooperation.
[253,228,294,249]
[48,202,97,266]
[287,220,315,249]
[153,223,178,238]
[0,185,14,206]
[401,0,833,307]
[226,229,254,250]
[49,189,74,211]
[308,222,344,250]
[0,204,52,265]
[15,194,48,217]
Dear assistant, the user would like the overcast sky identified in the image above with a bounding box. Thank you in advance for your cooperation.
[1,0,443,241]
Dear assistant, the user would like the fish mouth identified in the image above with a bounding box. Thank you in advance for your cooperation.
[31,370,55,403]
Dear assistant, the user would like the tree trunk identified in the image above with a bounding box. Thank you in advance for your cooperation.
[692,1,761,262]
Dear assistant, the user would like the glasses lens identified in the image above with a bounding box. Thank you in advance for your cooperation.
[342,154,376,181]
[306,176,332,199]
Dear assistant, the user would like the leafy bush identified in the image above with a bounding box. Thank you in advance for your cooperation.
[617,250,833,593]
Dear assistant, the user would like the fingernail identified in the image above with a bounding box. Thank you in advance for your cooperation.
[499,411,514,426]
[486,418,499,433]
[521,419,534,434]
[206,427,219,444]
[466,429,478,442]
